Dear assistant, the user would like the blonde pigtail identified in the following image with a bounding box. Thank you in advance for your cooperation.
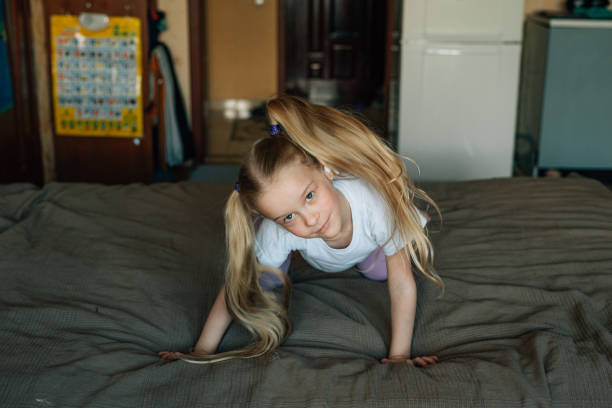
[182,191,292,364]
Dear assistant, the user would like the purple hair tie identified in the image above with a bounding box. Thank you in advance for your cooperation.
[234,181,240,193]
[270,124,281,136]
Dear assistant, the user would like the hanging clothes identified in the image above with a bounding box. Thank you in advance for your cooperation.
[150,43,193,167]
[0,0,14,113]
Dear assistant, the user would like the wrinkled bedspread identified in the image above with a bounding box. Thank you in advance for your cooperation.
[1,177,611,407]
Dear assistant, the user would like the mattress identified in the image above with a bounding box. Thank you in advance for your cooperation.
[1,176,611,407]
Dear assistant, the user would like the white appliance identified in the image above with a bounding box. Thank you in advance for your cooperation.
[398,0,523,182]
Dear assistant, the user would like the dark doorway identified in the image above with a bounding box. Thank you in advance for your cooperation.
[280,0,387,131]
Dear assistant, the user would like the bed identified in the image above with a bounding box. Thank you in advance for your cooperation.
[1,176,611,407]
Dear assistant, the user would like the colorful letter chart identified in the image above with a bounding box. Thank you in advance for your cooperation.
[50,15,143,137]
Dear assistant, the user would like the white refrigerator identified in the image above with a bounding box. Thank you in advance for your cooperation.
[397,0,523,182]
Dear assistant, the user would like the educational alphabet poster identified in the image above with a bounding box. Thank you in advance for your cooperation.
[50,15,143,137]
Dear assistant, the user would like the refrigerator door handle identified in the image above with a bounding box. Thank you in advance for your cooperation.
[425,47,499,56]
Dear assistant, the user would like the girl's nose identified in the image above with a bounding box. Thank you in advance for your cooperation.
[304,210,319,227]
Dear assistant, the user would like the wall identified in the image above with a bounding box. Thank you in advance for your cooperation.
[206,0,278,100]
[158,0,191,122]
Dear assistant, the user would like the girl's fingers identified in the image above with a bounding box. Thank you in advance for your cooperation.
[381,355,440,366]
[158,351,183,361]
[412,357,426,366]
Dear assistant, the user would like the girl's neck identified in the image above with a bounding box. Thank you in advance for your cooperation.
[324,189,353,249]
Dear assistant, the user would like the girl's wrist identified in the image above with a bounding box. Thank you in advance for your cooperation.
[192,342,215,355]
[190,345,213,356]
[388,353,411,360]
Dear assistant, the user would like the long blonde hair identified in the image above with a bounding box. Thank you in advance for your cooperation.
[267,96,442,283]
[183,95,441,364]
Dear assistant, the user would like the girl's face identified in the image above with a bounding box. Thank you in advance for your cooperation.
[255,160,352,247]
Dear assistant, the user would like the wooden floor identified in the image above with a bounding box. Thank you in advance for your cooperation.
[204,98,268,164]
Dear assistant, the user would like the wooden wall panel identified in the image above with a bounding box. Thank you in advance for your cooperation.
[44,0,153,184]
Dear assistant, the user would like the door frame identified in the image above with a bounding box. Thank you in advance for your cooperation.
[188,0,204,162]
[276,0,394,137]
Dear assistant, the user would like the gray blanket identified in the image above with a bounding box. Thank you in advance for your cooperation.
[1,177,611,407]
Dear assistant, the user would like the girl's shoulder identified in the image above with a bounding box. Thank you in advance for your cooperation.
[255,218,303,267]
[257,217,291,240]
[256,217,303,249]
[334,174,375,194]
[334,175,386,209]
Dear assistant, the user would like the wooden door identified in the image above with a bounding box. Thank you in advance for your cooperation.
[282,0,386,109]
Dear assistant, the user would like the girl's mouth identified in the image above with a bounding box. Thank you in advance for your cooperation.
[316,216,330,235]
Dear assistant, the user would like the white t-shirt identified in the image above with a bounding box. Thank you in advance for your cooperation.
[254,176,428,273]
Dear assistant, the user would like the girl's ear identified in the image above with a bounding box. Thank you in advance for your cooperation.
[323,165,334,180]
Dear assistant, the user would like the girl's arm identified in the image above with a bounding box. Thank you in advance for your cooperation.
[193,284,233,354]
[158,285,233,360]
[381,250,438,366]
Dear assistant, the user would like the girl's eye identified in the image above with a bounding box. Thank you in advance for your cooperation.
[306,191,314,202]
[284,213,294,223]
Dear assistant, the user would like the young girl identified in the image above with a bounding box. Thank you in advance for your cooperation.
[159,96,442,366]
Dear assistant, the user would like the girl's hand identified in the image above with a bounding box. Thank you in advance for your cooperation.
[381,355,439,367]
[158,350,185,361]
